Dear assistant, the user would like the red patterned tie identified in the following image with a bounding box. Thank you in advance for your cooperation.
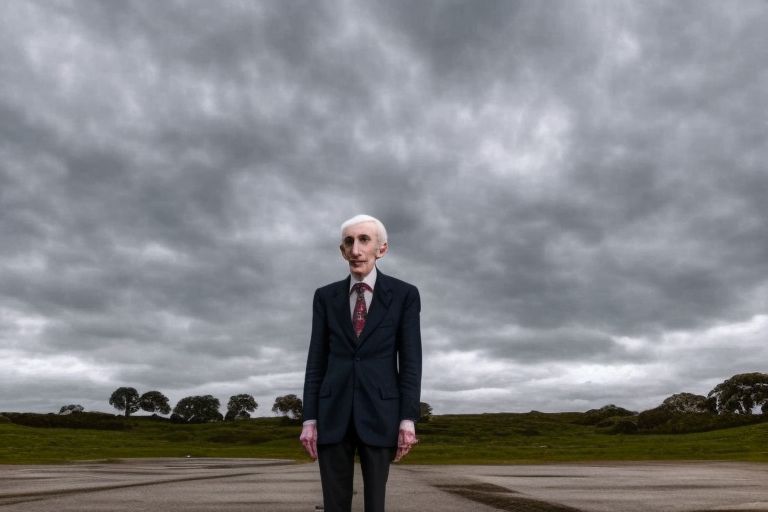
[352,282,371,338]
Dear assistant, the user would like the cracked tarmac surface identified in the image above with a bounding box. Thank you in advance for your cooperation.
[1,459,767,511]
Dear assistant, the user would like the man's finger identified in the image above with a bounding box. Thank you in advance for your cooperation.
[394,431,405,462]
[300,425,319,460]
[301,437,317,459]
[394,444,409,462]
[303,438,318,459]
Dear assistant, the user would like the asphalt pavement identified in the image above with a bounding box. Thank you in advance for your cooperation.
[1,458,767,511]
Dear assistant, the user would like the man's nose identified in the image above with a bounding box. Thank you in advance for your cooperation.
[351,240,362,255]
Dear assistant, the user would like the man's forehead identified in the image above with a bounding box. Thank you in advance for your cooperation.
[342,221,377,237]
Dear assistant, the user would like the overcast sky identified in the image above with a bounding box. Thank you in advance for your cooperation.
[2,1,767,418]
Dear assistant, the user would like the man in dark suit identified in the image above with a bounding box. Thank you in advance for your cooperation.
[300,214,422,512]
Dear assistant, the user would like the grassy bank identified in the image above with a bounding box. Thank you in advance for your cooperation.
[415,412,768,463]
[1,412,767,464]
[0,416,306,464]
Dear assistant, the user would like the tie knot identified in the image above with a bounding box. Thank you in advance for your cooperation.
[352,282,371,295]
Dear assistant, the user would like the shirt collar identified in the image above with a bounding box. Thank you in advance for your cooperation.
[349,266,377,293]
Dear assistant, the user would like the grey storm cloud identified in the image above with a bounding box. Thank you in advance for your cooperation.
[2,0,768,416]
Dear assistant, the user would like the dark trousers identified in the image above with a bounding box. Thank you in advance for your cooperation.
[317,421,396,512]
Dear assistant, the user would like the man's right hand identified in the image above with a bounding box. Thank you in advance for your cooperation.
[299,422,318,459]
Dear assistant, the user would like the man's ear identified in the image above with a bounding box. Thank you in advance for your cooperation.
[340,244,350,261]
[376,241,388,259]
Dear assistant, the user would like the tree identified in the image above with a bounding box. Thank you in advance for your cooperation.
[109,387,140,417]
[708,372,768,415]
[172,395,222,423]
[419,402,433,422]
[661,392,715,414]
[59,404,84,415]
[272,394,303,420]
[139,391,172,415]
[225,394,258,421]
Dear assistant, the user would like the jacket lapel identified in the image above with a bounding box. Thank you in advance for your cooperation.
[333,276,357,345]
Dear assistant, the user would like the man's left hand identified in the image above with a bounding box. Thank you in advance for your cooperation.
[394,427,418,462]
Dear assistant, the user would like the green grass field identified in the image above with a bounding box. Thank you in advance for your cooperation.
[415,412,768,463]
[1,412,767,465]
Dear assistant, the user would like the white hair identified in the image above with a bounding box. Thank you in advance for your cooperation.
[340,214,388,244]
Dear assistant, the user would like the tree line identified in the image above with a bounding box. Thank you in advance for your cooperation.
[55,371,766,427]
[104,387,303,423]
[56,387,434,424]
[648,372,768,416]
[58,370,765,427]
[577,372,768,434]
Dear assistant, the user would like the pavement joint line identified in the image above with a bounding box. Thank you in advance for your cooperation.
[0,469,272,507]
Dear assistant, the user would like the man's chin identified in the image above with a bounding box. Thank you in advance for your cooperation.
[349,264,371,278]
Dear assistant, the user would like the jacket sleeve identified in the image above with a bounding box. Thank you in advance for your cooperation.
[302,289,329,421]
[397,285,422,422]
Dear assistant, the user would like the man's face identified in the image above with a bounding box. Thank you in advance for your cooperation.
[340,221,388,279]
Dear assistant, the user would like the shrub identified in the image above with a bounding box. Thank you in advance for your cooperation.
[277,415,302,426]
[59,404,84,415]
[637,406,674,431]
[576,404,636,425]
[2,412,131,430]
[637,407,768,434]
[607,419,639,434]
[661,393,715,414]
[206,432,271,444]
[594,416,639,434]
[143,413,169,422]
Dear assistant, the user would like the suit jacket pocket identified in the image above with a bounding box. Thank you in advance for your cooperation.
[379,386,400,400]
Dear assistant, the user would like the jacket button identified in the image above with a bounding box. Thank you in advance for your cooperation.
[354,357,361,361]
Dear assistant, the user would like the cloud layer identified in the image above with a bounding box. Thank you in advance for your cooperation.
[2,0,767,416]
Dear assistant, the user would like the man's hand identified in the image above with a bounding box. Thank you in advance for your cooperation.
[299,422,318,459]
[394,427,418,462]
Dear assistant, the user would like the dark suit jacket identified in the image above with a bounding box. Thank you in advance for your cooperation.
[302,269,422,447]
